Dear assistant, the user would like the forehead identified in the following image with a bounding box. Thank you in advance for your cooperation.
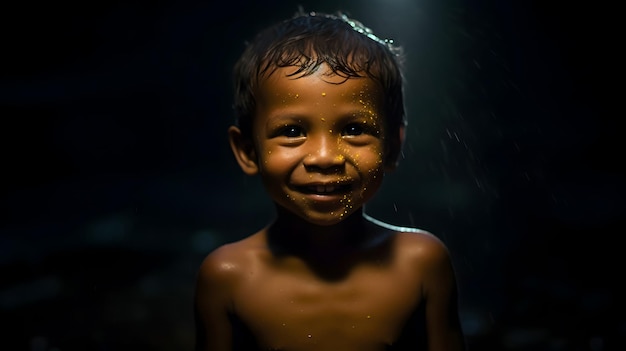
[255,65,384,107]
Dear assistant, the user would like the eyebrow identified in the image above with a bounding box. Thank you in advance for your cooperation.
[264,113,305,124]
[264,110,384,130]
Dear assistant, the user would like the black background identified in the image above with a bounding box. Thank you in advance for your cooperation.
[1,0,623,350]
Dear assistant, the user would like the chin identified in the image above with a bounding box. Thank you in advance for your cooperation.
[297,209,359,227]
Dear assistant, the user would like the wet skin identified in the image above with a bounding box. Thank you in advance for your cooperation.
[195,65,466,351]
[234,64,390,226]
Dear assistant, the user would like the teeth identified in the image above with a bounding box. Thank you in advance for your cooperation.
[309,185,338,193]
[315,185,336,193]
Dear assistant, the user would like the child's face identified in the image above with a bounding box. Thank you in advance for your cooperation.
[250,64,388,226]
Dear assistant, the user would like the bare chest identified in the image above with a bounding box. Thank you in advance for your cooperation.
[231,263,423,351]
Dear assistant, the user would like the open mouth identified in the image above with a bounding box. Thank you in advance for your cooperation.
[297,183,352,195]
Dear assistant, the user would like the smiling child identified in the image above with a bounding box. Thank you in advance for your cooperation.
[194,10,466,351]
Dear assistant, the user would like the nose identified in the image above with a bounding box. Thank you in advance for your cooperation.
[302,135,345,171]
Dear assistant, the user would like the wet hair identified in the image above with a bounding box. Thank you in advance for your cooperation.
[232,10,406,164]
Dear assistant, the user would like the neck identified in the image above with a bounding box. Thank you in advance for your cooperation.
[267,207,370,257]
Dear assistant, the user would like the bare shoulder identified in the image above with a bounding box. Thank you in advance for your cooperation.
[365,214,451,262]
[395,230,451,262]
[194,233,268,350]
[196,231,266,287]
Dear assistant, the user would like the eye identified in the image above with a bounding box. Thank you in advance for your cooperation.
[342,123,364,136]
[279,125,305,138]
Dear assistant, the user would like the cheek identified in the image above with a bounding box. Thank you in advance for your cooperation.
[331,145,384,220]
[344,144,385,188]
[258,147,274,169]
[361,155,385,192]
[344,143,385,170]
[258,145,300,175]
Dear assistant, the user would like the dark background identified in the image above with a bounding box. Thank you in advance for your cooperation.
[1,0,623,350]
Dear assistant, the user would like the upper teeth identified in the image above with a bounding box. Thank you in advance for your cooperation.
[315,185,336,193]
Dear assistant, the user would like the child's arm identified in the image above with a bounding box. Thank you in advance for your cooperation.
[421,237,467,351]
[194,249,236,351]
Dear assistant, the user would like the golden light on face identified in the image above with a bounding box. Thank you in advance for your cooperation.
[252,65,387,226]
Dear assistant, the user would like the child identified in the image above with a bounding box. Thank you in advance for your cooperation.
[194,10,466,351]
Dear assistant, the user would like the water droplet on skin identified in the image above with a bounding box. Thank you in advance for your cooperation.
[321,92,326,97]
[307,334,312,338]
[367,315,371,319]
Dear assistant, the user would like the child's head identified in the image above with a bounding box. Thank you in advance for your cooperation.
[229,11,407,225]
[232,11,406,169]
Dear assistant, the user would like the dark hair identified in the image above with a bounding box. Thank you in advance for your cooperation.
[232,11,406,161]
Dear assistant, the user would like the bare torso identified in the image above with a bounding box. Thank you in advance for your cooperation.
[205,227,436,351]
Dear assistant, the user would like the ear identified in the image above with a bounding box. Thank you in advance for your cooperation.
[228,126,259,175]
[384,125,406,171]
